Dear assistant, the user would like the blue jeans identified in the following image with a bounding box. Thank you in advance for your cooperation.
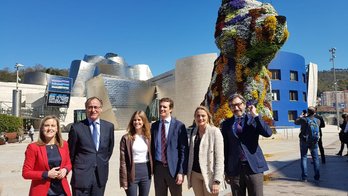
[126,162,151,196]
[300,140,320,180]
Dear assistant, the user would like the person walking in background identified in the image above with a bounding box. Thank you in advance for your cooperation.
[337,113,348,156]
[119,111,153,196]
[151,97,188,196]
[295,106,321,182]
[22,115,72,196]
[68,97,115,196]
[221,93,272,196]
[314,108,326,164]
[187,106,224,196]
[28,125,35,142]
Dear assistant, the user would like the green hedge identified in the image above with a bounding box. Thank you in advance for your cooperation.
[0,114,23,133]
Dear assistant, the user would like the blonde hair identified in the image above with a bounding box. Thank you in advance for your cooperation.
[37,115,64,147]
[127,111,151,140]
[194,106,213,125]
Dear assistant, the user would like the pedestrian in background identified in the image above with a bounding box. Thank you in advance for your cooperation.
[295,106,321,182]
[119,110,153,196]
[221,94,272,196]
[187,106,224,196]
[314,108,326,164]
[22,115,72,196]
[28,125,34,142]
[337,113,348,156]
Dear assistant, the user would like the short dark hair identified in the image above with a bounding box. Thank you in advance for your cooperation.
[85,96,103,108]
[159,97,174,109]
[228,93,246,103]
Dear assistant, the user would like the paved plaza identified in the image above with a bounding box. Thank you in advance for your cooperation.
[0,125,347,196]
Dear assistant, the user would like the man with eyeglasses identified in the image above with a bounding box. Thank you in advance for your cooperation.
[68,97,115,196]
[221,93,272,196]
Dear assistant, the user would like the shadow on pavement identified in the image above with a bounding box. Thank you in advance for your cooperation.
[267,154,348,193]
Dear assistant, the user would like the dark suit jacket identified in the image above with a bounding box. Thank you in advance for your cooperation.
[221,115,272,177]
[151,118,188,178]
[22,141,72,196]
[68,118,115,188]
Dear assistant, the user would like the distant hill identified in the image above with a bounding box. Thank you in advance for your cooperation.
[318,69,348,95]
[0,64,68,82]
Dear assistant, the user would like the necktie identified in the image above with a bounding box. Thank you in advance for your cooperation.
[236,118,243,135]
[92,122,99,150]
[161,120,167,164]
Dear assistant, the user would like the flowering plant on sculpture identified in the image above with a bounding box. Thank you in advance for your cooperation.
[203,0,288,126]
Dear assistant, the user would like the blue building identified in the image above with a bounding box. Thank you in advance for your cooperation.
[269,51,308,127]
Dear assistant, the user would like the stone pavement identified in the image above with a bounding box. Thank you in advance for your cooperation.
[0,125,347,196]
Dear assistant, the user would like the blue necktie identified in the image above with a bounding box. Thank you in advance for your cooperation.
[92,122,99,150]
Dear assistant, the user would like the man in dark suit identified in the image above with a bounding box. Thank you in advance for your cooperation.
[151,97,188,196]
[221,94,272,196]
[68,97,115,196]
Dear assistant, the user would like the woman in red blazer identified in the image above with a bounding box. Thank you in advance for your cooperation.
[22,115,72,196]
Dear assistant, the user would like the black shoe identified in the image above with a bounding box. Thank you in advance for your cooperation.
[344,153,348,156]
[336,152,342,156]
[314,175,320,181]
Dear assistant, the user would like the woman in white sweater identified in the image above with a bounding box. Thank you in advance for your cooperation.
[187,106,224,196]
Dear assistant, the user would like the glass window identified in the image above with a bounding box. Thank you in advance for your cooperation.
[272,90,280,101]
[303,92,307,102]
[270,69,281,80]
[273,110,279,121]
[288,110,297,121]
[302,73,306,83]
[289,90,298,101]
[290,71,298,81]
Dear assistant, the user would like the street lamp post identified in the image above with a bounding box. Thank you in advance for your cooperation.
[329,48,339,130]
[12,63,24,117]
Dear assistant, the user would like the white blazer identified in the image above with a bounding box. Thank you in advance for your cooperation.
[187,124,225,193]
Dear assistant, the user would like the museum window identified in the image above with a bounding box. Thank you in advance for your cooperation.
[273,110,279,121]
[289,90,298,101]
[303,92,307,102]
[288,110,297,121]
[302,73,306,83]
[290,70,298,81]
[272,90,280,101]
[270,69,281,80]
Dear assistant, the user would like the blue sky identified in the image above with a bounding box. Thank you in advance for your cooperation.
[1,0,347,76]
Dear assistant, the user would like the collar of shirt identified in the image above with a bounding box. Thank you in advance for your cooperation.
[88,118,100,125]
[161,116,171,124]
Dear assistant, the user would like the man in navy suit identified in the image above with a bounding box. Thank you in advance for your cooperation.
[151,97,188,196]
[221,94,272,196]
[68,97,115,196]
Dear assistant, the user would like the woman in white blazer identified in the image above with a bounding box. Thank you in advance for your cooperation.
[187,106,224,196]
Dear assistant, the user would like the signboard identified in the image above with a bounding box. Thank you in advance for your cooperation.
[48,76,72,93]
[47,92,70,107]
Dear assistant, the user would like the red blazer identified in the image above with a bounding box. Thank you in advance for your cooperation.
[22,141,72,196]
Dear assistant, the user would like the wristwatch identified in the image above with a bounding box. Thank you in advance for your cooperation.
[214,180,221,185]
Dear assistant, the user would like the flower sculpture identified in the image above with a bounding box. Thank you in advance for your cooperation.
[202,0,289,126]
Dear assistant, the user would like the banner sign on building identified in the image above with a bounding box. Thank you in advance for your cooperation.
[47,92,71,107]
[46,76,72,107]
[48,76,72,93]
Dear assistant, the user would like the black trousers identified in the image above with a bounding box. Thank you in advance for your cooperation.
[318,137,325,163]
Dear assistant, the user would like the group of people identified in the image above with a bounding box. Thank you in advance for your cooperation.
[22,94,274,196]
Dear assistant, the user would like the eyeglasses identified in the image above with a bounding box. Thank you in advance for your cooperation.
[230,102,244,108]
[87,106,101,110]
